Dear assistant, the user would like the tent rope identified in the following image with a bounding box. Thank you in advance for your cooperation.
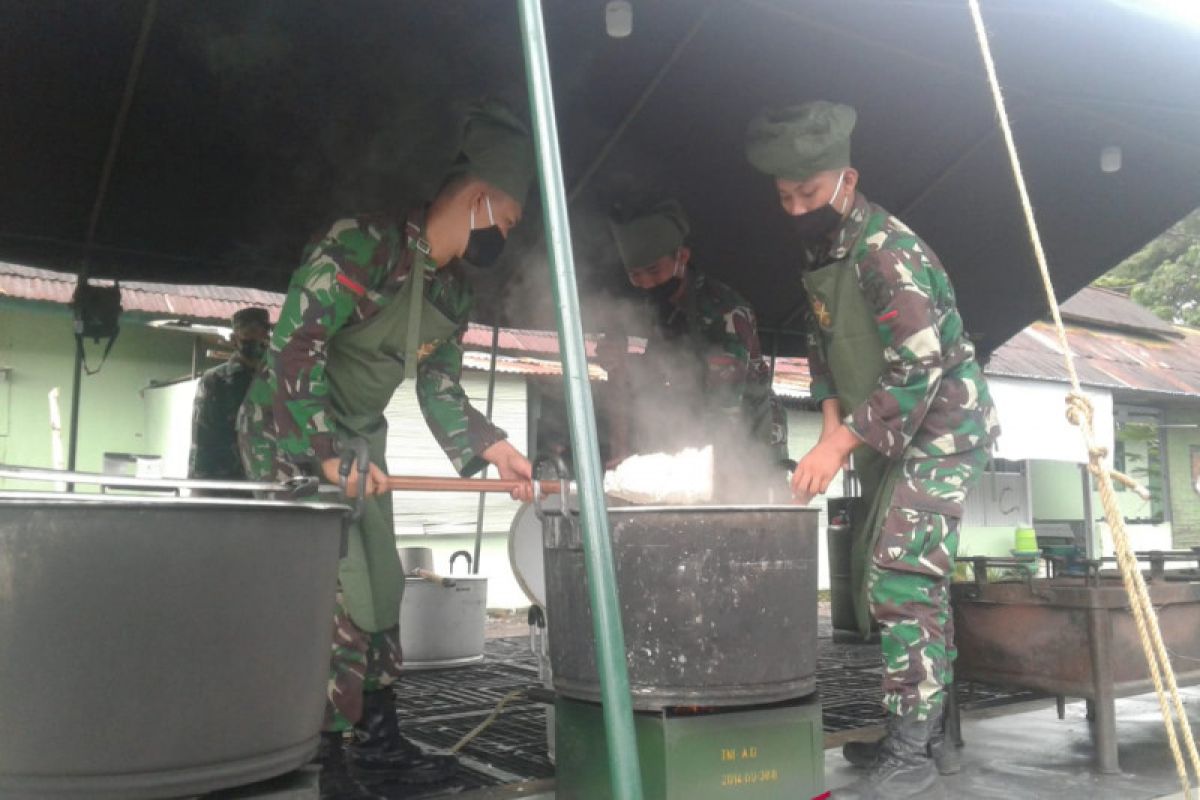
[966,1,1199,795]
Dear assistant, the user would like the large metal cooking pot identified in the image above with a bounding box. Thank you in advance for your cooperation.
[399,551,488,669]
[0,469,348,800]
[543,503,819,710]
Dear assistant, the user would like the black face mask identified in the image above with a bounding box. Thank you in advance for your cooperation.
[462,195,507,269]
[648,276,683,305]
[463,226,506,268]
[238,340,266,361]
[792,170,849,244]
[792,203,844,243]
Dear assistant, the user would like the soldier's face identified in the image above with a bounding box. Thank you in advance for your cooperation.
[470,189,523,238]
[627,247,689,290]
[775,169,856,217]
[234,324,270,345]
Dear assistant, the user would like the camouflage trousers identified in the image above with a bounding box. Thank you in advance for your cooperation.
[867,448,988,721]
[325,593,405,732]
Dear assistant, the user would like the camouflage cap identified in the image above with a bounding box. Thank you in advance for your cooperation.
[445,99,536,206]
[745,101,857,181]
[231,307,271,329]
[610,199,690,273]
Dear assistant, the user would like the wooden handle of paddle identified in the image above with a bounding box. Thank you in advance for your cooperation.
[384,475,563,494]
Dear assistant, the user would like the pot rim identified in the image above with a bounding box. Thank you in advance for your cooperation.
[557,503,819,516]
[0,491,351,513]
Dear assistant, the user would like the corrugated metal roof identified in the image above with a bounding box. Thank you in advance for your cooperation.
[987,321,1200,398]
[0,262,284,323]
[1061,286,1181,339]
[0,261,629,356]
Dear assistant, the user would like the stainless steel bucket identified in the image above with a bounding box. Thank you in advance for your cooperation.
[0,485,347,799]
[543,504,819,710]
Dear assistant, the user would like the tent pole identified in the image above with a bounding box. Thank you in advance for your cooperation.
[517,1,644,797]
[66,337,84,482]
[472,324,501,575]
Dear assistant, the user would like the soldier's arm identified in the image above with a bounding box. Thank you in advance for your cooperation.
[702,304,755,418]
[270,219,389,466]
[415,322,508,478]
[846,245,943,460]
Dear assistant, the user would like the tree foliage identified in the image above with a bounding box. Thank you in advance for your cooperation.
[1096,208,1200,325]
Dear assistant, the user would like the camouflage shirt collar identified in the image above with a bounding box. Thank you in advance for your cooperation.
[804,192,871,267]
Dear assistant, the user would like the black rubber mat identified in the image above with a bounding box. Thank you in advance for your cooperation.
[389,623,1039,794]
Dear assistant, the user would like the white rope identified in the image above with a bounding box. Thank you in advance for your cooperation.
[966,1,1199,795]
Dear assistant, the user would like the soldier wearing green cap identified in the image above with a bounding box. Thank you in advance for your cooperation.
[237,99,537,793]
[601,199,788,468]
[188,306,271,489]
[747,100,1000,799]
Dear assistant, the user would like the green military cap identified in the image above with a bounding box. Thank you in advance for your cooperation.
[744,101,857,181]
[609,199,690,273]
[445,99,536,205]
[231,307,271,329]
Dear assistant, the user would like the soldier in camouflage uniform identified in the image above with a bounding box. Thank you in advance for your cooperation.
[237,100,536,794]
[188,307,271,491]
[746,101,1000,799]
[601,199,788,473]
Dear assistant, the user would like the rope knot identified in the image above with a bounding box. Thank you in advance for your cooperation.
[1065,391,1094,428]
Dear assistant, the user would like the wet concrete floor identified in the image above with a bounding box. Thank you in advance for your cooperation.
[457,687,1200,799]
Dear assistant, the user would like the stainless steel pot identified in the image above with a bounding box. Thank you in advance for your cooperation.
[543,503,819,710]
[0,468,348,799]
[399,553,488,670]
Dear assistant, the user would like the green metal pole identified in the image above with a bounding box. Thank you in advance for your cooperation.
[516,2,644,798]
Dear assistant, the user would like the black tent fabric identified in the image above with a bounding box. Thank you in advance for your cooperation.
[3,0,1199,354]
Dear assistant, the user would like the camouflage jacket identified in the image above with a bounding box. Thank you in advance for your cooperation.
[238,210,505,477]
[640,271,788,457]
[804,193,999,460]
[189,357,254,480]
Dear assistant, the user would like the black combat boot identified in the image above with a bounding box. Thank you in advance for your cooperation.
[315,731,384,800]
[842,707,960,775]
[347,689,458,786]
[832,714,944,799]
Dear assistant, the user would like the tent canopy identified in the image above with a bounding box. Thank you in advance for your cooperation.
[4,0,1199,354]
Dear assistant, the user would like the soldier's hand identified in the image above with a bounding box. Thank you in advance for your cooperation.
[482,440,535,502]
[320,457,388,497]
[792,425,860,499]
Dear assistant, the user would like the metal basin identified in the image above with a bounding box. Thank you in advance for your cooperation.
[543,505,819,710]
[0,492,347,799]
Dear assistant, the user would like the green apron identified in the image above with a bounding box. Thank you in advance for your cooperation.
[800,209,901,636]
[324,234,461,633]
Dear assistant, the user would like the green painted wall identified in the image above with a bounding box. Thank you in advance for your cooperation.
[1166,406,1200,547]
[0,302,195,484]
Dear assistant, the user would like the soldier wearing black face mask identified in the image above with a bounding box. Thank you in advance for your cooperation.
[235,99,538,797]
[188,306,271,484]
[600,199,788,470]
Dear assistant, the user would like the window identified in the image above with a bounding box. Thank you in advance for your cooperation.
[1113,405,1166,524]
